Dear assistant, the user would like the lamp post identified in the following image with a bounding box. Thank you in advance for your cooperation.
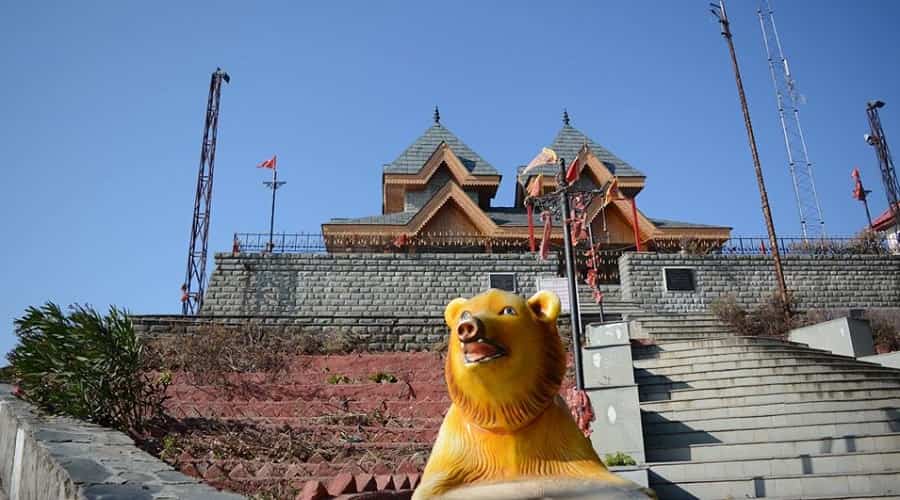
[526,156,608,391]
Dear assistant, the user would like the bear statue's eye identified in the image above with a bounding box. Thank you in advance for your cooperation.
[499,306,517,316]
[460,311,472,321]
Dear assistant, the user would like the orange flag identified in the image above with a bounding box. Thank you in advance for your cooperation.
[528,173,543,198]
[603,178,619,206]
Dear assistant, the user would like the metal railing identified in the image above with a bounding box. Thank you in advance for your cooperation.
[233,233,327,253]
[233,232,889,256]
[653,235,888,256]
[719,235,887,255]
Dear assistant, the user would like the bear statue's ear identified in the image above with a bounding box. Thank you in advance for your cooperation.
[444,297,468,327]
[527,290,561,323]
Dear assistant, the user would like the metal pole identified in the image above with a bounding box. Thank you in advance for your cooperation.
[862,195,874,229]
[269,168,277,250]
[263,168,286,253]
[558,158,585,390]
[714,0,790,311]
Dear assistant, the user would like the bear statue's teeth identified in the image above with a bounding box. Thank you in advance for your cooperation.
[463,339,506,365]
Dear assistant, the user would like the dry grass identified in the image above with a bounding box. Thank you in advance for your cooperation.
[712,294,900,352]
[710,292,798,339]
[146,322,358,386]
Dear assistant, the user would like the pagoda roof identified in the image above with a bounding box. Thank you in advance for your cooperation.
[517,124,645,180]
[327,211,417,225]
[383,124,498,176]
[649,217,731,230]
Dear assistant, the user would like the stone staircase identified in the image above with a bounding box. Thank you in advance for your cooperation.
[632,332,900,499]
[577,286,645,322]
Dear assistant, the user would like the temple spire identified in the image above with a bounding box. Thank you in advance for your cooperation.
[562,108,571,126]
[433,106,441,125]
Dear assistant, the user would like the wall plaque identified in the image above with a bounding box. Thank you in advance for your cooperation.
[664,268,695,291]
[488,273,516,292]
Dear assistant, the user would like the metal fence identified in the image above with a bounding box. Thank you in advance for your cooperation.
[717,235,887,256]
[232,232,889,256]
[233,233,327,253]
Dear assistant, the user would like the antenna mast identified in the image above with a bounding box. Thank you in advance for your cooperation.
[183,68,230,315]
[758,0,825,239]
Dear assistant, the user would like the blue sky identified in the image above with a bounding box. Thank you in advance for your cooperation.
[2,1,899,360]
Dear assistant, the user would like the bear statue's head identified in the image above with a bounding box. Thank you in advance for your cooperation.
[443,289,565,432]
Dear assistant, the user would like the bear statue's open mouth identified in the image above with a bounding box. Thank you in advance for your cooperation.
[463,338,507,365]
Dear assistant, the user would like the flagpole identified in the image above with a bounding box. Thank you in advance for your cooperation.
[262,162,286,253]
[269,168,277,251]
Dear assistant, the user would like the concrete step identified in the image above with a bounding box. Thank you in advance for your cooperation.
[645,419,900,450]
[640,377,900,403]
[636,336,800,352]
[635,362,900,385]
[648,449,900,483]
[635,356,891,379]
[633,344,832,363]
[643,406,900,436]
[648,468,900,500]
[634,351,865,373]
[639,370,900,398]
[629,313,721,321]
[645,431,900,462]
[640,321,733,333]
[648,333,746,341]
[639,386,900,414]
[642,396,900,424]
[637,316,727,324]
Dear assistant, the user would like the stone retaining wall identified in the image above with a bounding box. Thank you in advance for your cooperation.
[201,252,559,317]
[0,385,242,500]
[619,253,900,312]
[133,315,573,352]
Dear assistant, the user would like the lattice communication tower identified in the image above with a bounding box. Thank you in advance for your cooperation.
[183,68,229,315]
[757,1,825,239]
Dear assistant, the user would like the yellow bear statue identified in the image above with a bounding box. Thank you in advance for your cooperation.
[414,289,652,499]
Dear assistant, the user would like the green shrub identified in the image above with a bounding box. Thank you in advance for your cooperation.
[7,303,169,436]
[368,372,397,384]
[327,374,351,384]
[604,451,637,466]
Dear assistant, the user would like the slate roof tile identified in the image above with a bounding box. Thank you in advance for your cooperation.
[518,124,645,179]
[383,124,498,175]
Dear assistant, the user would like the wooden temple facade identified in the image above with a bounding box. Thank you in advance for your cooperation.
[321,111,730,260]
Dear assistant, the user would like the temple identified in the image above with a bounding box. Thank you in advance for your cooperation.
[322,110,730,254]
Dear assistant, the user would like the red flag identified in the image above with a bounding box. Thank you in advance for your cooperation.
[539,211,552,260]
[565,158,580,184]
[257,155,277,169]
[527,204,536,253]
[564,388,595,437]
[852,168,865,200]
